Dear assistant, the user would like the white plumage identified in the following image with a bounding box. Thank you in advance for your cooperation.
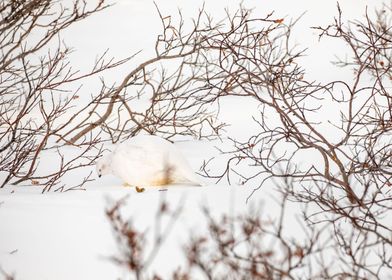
[96,135,201,187]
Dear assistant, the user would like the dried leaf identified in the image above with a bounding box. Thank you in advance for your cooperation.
[294,246,304,258]
[274,18,284,24]
[135,186,145,193]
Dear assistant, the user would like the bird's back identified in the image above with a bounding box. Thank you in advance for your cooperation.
[111,135,200,186]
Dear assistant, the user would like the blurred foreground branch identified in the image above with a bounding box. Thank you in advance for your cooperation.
[107,188,390,279]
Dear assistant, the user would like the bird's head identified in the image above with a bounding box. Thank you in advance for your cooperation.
[96,156,112,178]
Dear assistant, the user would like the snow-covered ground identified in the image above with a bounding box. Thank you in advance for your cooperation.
[0,0,385,279]
[0,139,269,279]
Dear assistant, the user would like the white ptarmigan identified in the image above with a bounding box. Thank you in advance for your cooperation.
[96,135,201,187]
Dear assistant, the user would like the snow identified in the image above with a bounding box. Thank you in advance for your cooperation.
[0,135,264,279]
[0,190,120,279]
[0,0,386,279]
[0,178,258,279]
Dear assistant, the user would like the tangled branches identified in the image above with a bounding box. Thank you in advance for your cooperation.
[0,1,282,191]
[199,3,392,278]
[0,0,113,191]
